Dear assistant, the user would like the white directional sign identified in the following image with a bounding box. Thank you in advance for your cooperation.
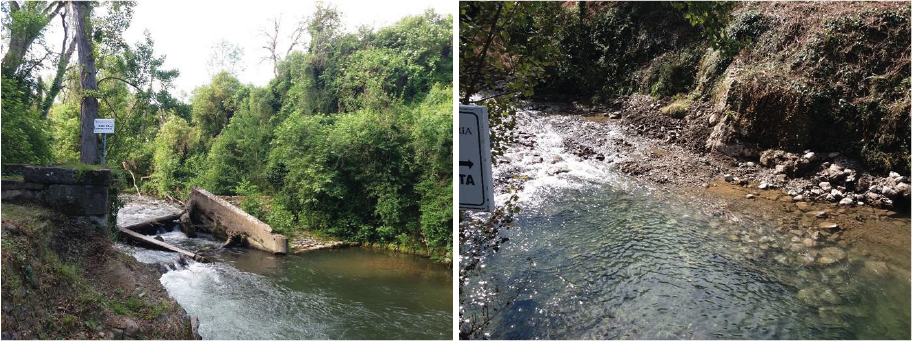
[93,119,115,134]
[459,105,495,211]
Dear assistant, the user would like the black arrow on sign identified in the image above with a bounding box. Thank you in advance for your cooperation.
[459,159,474,169]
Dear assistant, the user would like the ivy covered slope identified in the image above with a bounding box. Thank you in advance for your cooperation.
[534,1,910,175]
[2,3,454,261]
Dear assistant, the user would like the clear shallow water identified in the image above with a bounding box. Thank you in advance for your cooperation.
[462,113,910,340]
[119,229,452,340]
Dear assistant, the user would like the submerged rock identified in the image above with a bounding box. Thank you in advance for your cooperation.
[816,222,840,232]
[863,260,889,276]
[817,247,846,265]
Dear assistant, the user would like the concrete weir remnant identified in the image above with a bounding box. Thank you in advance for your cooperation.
[1,164,111,226]
[188,188,288,254]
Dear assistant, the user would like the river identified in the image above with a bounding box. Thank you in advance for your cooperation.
[116,197,452,340]
[460,111,911,339]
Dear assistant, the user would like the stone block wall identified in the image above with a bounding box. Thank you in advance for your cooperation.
[2,164,111,226]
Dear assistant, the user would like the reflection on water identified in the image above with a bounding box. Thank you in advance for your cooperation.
[119,229,452,340]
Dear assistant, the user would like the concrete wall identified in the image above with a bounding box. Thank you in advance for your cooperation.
[2,165,111,226]
[188,188,288,254]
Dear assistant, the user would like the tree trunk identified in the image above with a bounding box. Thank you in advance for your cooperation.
[74,1,99,164]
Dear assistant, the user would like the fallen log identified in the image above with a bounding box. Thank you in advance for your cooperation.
[118,227,209,263]
[120,211,185,235]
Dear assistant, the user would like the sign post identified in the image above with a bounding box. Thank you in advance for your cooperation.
[459,105,495,211]
[93,119,114,165]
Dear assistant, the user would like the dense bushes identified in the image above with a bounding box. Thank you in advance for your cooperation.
[149,10,453,259]
[1,75,52,165]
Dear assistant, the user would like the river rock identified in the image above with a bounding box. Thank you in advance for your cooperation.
[828,152,840,159]
[809,230,822,241]
[124,318,139,337]
[816,222,839,232]
[723,174,734,182]
[819,182,832,191]
[797,287,822,306]
[550,155,562,164]
[547,166,570,175]
[802,238,817,247]
[863,260,889,276]
[746,194,756,199]
[819,288,840,305]
[881,197,894,208]
[112,328,124,340]
[774,254,788,264]
[881,186,899,199]
[817,247,846,264]
[896,183,910,198]
[812,210,829,219]
[795,202,811,211]
[792,195,804,202]
[774,164,788,174]
[758,183,769,190]
[838,197,854,206]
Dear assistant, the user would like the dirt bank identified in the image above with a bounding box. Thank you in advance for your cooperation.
[1,204,197,340]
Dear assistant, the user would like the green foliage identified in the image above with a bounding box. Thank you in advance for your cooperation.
[538,2,701,101]
[671,1,740,58]
[150,115,204,197]
[1,74,52,165]
[640,48,702,97]
[460,1,564,158]
[202,89,274,193]
[267,85,453,258]
[48,102,81,163]
[191,72,244,139]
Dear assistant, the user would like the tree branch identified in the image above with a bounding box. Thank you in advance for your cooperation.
[98,75,141,90]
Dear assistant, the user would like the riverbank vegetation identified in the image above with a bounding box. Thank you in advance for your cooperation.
[2,2,453,260]
[461,1,909,175]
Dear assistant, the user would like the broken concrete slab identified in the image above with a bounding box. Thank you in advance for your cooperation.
[188,188,288,254]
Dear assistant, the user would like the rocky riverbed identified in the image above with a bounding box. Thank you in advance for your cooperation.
[471,100,910,338]
[497,99,911,268]
[504,96,910,212]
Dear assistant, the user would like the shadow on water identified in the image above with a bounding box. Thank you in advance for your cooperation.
[119,229,452,340]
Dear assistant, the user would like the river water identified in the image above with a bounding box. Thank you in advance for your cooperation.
[461,112,910,339]
[116,199,452,340]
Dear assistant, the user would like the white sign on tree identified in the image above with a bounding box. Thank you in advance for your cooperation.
[93,119,114,134]
[93,119,114,164]
[459,105,495,211]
